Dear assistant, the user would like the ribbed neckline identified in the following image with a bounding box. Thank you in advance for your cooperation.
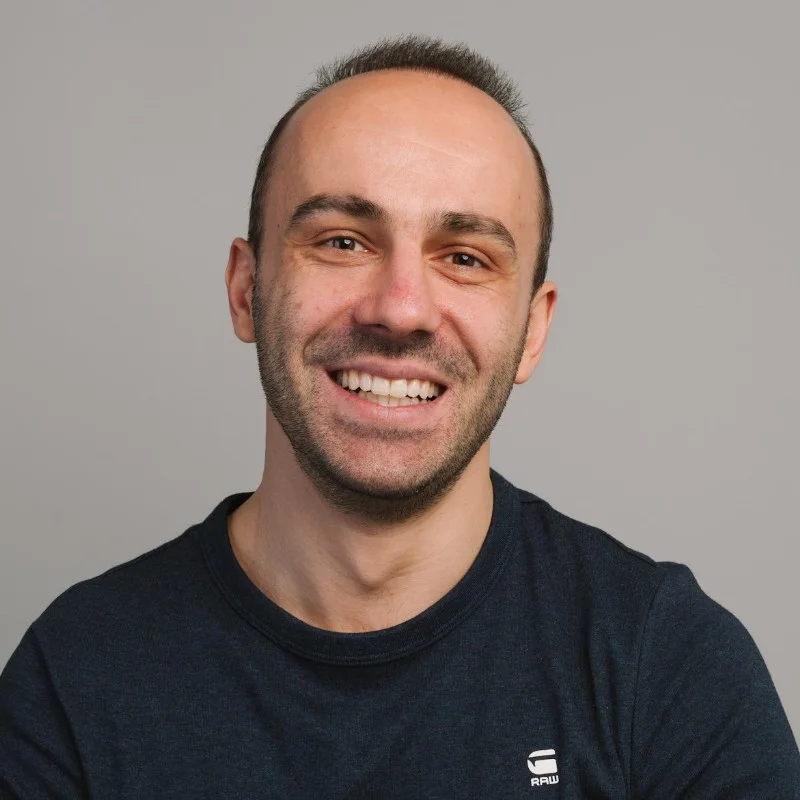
[198,469,520,666]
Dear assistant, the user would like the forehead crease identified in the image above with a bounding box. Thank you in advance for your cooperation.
[330,123,484,163]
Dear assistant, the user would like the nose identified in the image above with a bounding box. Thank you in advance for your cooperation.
[351,248,442,338]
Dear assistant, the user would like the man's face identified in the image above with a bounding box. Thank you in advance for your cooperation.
[251,70,550,519]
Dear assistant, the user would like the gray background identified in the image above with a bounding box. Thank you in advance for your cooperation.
[1,0,798,738]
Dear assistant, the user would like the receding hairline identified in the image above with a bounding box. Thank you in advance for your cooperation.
[247,36,554,294]
[280,67,542,173]
[295,65,527,124]
[261,67,543,234]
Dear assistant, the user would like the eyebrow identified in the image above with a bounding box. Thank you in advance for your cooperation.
[433,211,517,259]
[286,192,517,259]
[287,193,388,230]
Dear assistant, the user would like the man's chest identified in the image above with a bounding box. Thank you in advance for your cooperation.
[76,639,631,799]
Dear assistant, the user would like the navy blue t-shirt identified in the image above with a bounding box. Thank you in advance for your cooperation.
[2,471,799,798]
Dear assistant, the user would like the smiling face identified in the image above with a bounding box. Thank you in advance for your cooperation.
[244,69,555,520]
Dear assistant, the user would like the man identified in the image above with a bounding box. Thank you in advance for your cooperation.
[1,35,798,798]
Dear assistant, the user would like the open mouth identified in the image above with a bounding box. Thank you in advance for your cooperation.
[329,369,445,407]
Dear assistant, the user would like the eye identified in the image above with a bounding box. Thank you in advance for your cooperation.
[322,236,368,252]
[444,252,487,269]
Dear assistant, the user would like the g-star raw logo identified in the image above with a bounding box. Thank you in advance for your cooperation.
[527,749,559,787]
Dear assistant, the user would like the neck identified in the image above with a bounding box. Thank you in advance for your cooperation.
[228,415,494,633]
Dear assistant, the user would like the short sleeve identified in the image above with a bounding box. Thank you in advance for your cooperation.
[631,564,800,799]
[0,627,88,799]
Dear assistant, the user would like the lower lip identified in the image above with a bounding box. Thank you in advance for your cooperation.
[325,373,447,424]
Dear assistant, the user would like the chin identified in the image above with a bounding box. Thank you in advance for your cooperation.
[293,435,472,521]
[327,460,433,500]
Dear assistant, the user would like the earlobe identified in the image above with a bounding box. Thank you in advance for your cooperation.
[514,281,557,385]
[225,237,257,344]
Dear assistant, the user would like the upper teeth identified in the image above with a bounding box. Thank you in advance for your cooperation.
[336,370,441,400]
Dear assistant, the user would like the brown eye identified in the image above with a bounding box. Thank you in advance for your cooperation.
[445,252,486,269]
[324,237,366,251]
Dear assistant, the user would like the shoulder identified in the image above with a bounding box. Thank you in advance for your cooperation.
[22,524,213,680]
[507,481,800,792]
[518,485,658,568]
[28,491,253,651]
[512,482,673,616]
[0,524,213,741]
[506,479,765,673]
[42,526,201,622]
[514,484,749,639]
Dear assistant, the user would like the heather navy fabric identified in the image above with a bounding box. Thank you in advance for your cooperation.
[2,471,798,798]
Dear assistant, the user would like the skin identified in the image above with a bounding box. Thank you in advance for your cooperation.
[224,69,557,633]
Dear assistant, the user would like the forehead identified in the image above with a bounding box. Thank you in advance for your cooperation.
[269,70,541,249]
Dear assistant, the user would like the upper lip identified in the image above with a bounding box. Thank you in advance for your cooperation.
[326,359,450,389]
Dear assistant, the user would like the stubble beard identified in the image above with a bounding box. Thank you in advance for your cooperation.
[252,276,527,523]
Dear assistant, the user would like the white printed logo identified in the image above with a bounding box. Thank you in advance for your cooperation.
[528,749,559,787]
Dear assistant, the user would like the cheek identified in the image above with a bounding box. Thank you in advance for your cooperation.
[275,259,360,338]
[439,290,519,369]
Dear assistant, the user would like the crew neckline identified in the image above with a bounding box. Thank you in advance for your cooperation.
[199,469,520,666]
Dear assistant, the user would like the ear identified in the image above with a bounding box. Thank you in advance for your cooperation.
[514,280,558,385]
[225,237,257,343]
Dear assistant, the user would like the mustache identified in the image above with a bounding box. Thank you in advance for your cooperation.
[304,328,475,382]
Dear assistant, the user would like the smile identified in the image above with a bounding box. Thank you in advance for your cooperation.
[332,370,444,407]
